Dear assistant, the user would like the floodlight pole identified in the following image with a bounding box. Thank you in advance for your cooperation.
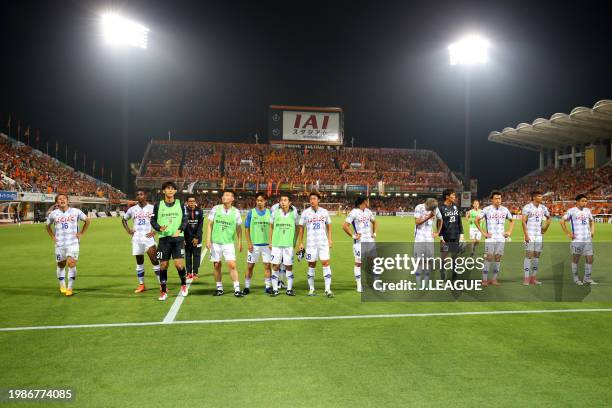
[464,69,471,192]
[121,59,130,194]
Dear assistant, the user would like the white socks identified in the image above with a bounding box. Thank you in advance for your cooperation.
[323,266,332,292]
[354,266,362,292]
[56,266,66,287]
[307,268,315,291]
[136,264,145,284]
[523,258,531,279]
[272,270,279,291]
[67,267,77,289]
[153,264,161,283]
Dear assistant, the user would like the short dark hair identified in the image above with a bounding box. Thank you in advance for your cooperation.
[161,181,177,190]
[309,192,321,199]
[472,198,480,203]
[531,191,543,199]
[255,192,267,200]
[186,195,197,201]
[490,190,502,199]
[442,189,455,200]
[279,193,291,201]
[54,193,68,203]
[222,190,235,196]
[355,196,367,207]
[136,189,146,195]
[575,193,587,201]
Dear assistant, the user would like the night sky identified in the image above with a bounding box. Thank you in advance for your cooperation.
[1,0,611,195]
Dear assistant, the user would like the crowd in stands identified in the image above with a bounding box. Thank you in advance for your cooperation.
[138,140,461,190]
[0,135,124,198]
[500,164,611,215]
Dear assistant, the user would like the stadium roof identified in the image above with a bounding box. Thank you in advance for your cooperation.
[488,99,612,151]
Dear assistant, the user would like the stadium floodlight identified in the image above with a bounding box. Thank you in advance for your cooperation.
[101,12,149,49]
[448,35,489,66]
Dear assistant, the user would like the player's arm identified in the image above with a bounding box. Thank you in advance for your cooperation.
[590,213,595,239]
[475,213,489,238]
[173,205,188,238]
[296,213,305,250]
[326,222,333,248]
[559,212,573,240]
[150,202,163,232]
[458,210,464,239]
[244,211,253,252]
[521,214,529,241]
[45,220,57,242]
[268,222,274,250]
[371,219,377,238]
[542,212,552,234]
[194,211,204,243]
[121,212,134,236]
[505,213,515,238]
[235,212,243,252]
[342,213,356,239]
[205,218,213,249]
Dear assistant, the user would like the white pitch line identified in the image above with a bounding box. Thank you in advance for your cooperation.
[161,247,207,324]
[2,308,612,333]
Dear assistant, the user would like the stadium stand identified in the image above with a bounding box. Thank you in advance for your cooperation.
[0,133,124,199]
[490,100,612,216]
[136,140,462,194]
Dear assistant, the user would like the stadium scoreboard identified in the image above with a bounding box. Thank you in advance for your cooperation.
[269,105,344,145]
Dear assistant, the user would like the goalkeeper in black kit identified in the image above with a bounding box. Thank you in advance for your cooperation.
[436,189,465,281]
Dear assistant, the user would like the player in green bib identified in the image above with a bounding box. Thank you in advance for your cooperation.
[150,181,189,301]
[466,199,484,257]
[205,190,243,297]
[243,193,272,295]
[269,193,298,296]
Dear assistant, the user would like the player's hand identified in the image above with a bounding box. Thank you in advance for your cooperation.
[485,233,492,239]
[51,235,58,243]
[146,231,156,238]
[160,226,167,232]
[524,234,530,242]
[503,232,510,238]
[238,241,243,253]
[432,231,439,238]
[298,243,304,251]
[172,230,180,238]
[353,233,361,241]
[128,228,135,236]
[459,234,465,242]
[269,244,273,251]
[75,232,83,240]
[206,240,212,250]
[192,238,199,246]
[248,243,254,252]
[328,239,333,248]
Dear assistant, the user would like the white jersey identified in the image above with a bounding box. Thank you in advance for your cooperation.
[345,208,376,243]
[413,204,442,242]
[563,207,593,242]
[46,207,87,247]
[522,202,550,239]
[299,206,331,248]
[124,203,155,243]
[479,205,512,241]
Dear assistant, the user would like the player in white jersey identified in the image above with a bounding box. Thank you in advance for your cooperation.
[45,194,90,296]
[271,199,298,289]
[413,198,442,288]
[521,191,551,286]
[560,194,596,285]
[342,197,377,292]
[297,192,334,297]
[122,190,160,293]
[475,191,515,286]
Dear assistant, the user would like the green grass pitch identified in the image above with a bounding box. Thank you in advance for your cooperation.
[1,216,611,407]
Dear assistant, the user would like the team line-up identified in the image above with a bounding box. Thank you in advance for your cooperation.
[45,182,598,299]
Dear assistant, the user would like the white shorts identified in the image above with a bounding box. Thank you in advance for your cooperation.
[132,238,156,256]
[210,243,236,262]
[55,244,79,262]
[305,246,330,262]
[571,242,593,256]
[469,227,482,241]
[524,238,543,253]
[484,240,505,256]
[414,241,435,259]
[271,247,294,266]
[247,245,271,264]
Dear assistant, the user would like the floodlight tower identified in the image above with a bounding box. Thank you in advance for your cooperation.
[101,12,149,193]
[448,34,489,192]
